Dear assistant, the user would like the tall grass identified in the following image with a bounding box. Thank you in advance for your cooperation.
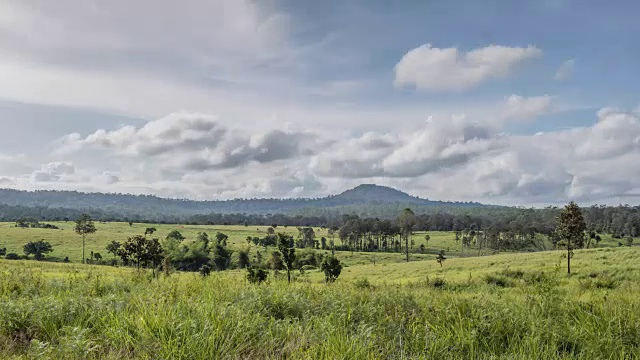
[1,253,640,359]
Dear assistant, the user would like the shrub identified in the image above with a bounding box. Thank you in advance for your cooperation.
[355,278,371,289]
[0,247,6,256]
[430,277,448,289]
[484,274,513,287]
[246,267,268,284]
[199,264,212,277]
[23,240,53,260]
[5,253,20,260]
[320,256,342,283]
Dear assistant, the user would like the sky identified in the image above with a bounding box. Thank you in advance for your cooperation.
[0,0,639,206]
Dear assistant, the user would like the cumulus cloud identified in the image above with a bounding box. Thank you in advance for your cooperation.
[555,59,575,80]
[311,114,499,178]
[394,44,542,91]
[59,112,316,171]
[500,94,554,122]
[17,107,640,203]
[30,161,75,182]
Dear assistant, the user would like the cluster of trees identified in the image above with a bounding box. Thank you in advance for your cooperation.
[14,220,59,229]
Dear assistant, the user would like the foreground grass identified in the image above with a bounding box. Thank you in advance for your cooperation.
[1,247,639,359]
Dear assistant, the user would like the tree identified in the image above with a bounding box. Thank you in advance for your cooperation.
[238,248,250,268]
[117,235,164,272]
[277,233,296,283]
[106,241,121,260]
[23,240,53,260]
[436,250,446,267]
[75,213,97,264]
[398,208,416,262]
[321,255,343,283]
[556,201,587,274]
[166,230,185,242]
[212,244,233,271]
[215,232,228,246]
[424,234,430,245]
[627,237,634,247]
[144,227,157,237]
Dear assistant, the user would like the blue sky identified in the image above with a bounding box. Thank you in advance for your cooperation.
[0,0,638,205]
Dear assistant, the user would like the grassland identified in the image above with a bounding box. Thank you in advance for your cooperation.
[1,245,640,359]
[1,222,638,358]
[0,221,625,266]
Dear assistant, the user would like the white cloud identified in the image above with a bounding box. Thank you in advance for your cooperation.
[59,112,319,172]
[30,161,75,182]
[394,44,542,91]
[500,94,554,122]
[555,59,575,80]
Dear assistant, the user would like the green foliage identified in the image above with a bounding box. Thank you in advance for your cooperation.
[556,201,587,273]
[211,244,232,271]
[23,240,53,260]
[237,248,250,269]
[4,252,20,260]
[74,213,97,264]
[215,232,228,246]
[105,241,121,259]
[246,267,268,284]
[199,264,212,277]
[320,255,343,283]
[268,251,284,270]
[436,250,446,267]
[277,233,296,283]
[166,230,185,242]
[117,235,163,270]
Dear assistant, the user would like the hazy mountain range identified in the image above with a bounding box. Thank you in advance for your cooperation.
[0,184,486,217]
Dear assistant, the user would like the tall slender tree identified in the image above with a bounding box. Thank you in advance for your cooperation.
[397,208,416,262]
[556,201,586,274]
[75,213,97,264]
[277,233,296,283]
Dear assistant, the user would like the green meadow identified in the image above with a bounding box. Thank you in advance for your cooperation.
[1,222,639,359]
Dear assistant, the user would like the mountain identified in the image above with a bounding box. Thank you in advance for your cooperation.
[0,184,487,220]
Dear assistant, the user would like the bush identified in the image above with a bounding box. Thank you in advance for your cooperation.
[199,264,212,277]
[23,240,53,260]
[5,253,20,260]
[320,256,342,283]
[484,274,513,287]
[247,267,268,284]
[0,247,5,256]
[430,277,448,289]
[354,278,371,289]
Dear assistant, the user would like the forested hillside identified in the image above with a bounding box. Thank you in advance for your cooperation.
[0,184,485,218]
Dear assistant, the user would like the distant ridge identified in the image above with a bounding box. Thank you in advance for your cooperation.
[0,184,487,218]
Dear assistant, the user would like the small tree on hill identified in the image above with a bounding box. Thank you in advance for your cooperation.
[556,201,587,274]
[277,233,296,283]
[24,240,53,260]
[75,213,97,264]
[321,255,343,283]
[436,250,446,267]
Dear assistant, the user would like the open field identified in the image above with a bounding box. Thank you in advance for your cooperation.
[1,246,639,359]
[0,221,627,266]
